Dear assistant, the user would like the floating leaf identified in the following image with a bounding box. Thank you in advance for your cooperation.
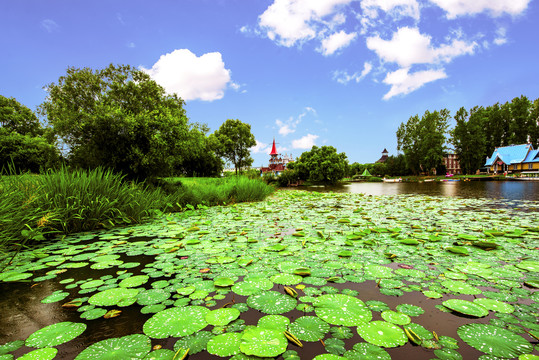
[74,334,151,359]
[88,287,139,307]
[258,315,290,332]
[207,333,241,357]
[457,324,533,358]
[344,342,391,360]
[441,280,482,295]
[240,327,287,357]
[473,298,515,314]
[357,321,407,348]
[18,348,58,360]
[205,308,240,326]
[381,310,411,325]
[288,316,330,342]
[313,294,372,326]
[442,299,488,317]
[143,306,209,338]
[173,331,213,355]
[119,274,149,288]
[26,322,86,348]
[247,291,297,314]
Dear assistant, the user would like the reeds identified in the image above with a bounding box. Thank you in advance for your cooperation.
[0,170,274,251]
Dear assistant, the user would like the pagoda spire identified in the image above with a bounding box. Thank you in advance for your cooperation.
[269,138,278,156]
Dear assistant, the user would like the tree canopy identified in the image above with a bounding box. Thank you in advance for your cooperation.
[40,64,192,179]
[294,145,348,185]
[397,109,450,175]
[1,95,59,172]
[213,119,256,175]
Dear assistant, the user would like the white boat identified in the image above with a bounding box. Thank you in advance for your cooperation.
[383,177,402,183]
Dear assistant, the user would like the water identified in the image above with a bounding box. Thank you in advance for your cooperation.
[299,180,539,201]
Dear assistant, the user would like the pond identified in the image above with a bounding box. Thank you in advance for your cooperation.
[301,180,539,201]
[0,190,538,360]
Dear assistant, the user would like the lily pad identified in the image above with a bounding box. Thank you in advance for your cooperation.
[240,327,287,357]
[119,274,149,288]
[258,315,290,332]
[143,306,209,338]
[441,280,482,295]
[381,310,411,325]
[88,287,139,307]
[232,278,273,296]
[18,348,58,360]
[289,316,330,342]
[457,324,533,358]
[357,321,408,348]
[205,308,240,326]
[473,298,515,314]
[207,333,241,357]
[173,331,213,354]
[313,294,372,326]
[74,334,151,359]
[442,299,489,317]
[26,322,86,348]
[247,291,297,314]
[344,342,391,360]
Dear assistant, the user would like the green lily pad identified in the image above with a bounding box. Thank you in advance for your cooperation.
[247,291,297,314]
[258,315,290,332]
[395,304,424,316]
[136,289,171,306]
[381,310,411,325]
[270,273,303,285]
[75,334,151,359]
[441,280,482,295]
[0,272,33,282]
[119,274,149,288]
[214,277,235,287]
[88,287,139,306]
[473,298,515,314]
[173,331,213,354]
[289,316,330,342]
[26,322,86,348]
[207,333,241,357]
[143,349,175,359]
[330,326,354,340]
[344,342,391,360]
[313,294,372,326]
[516,261,539,272]
[240,327,287,357]
[442,299,489,317]
[41,291,70,304]
[232,278,273,296]
[143,306,209,338]
[205,308,240,326]
[457,324,533,358]
[0,340,24,355]
[18,348,58,360]
[357,321,407,348]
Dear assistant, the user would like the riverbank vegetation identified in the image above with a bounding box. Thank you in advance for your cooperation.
[0,169,273,250]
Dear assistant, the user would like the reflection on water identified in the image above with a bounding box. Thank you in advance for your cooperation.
[298,181,539,201]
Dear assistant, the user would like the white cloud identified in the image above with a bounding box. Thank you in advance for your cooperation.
[251,140,271,154]
[333,62,373,84]
[361,0,420,20]
[275,107,316,136]
[41,19,59,33]
[367,27,476,67]
[258,0,354,47]
[429,0,530,18]
[382,67,447,100]
[319,30,357,56]
[126,42,136,48]
[493,27,508,45]
[292,134,319,149]
[142,49,232,101]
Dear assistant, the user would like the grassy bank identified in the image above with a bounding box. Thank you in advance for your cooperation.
[0,169,274,251]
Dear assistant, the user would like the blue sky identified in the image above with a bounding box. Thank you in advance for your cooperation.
[2,0,538,167]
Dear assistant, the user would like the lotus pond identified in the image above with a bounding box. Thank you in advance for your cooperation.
[1,190,538,360]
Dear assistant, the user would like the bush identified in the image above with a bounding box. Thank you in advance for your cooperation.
[277,169,299,187]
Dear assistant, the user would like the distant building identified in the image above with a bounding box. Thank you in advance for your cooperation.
[443,153,461,175]
[260,139,294,175]
[485,143,539,174]
[375,148,389,163]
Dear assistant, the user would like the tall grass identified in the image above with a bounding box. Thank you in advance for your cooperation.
[1,170,274,251]
[0,167,168,251]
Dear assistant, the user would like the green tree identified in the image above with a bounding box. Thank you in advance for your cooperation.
[40,64,190,179]
[508,95,534,145]
[0,95,43,137]
[451,106,488,174]
[294,146,348,185]
[178,124,223,177]
[397,109,450,175]
[213,119,256,175]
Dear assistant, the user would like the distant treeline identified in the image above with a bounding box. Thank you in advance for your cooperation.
[348,95,539,177]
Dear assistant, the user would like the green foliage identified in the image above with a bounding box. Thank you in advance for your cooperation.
[213,119,256,175]
[0,129,60,173]
[397,109,450,175]
[40,64,191,179]
[276,169,299,187]
[451,107,487,174]
[176,124,223,177]
[0,95,43,137]
[294,146,348,185]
